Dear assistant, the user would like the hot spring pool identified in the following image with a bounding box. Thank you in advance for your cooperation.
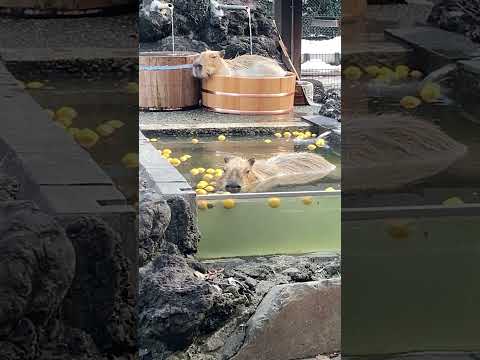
[16,75,138,204]
[147,133,341,259]
[150,134,341,193]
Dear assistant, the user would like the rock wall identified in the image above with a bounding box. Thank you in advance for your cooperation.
[428,0,480,43]
[139,0,282,61]
[0,174,136,360]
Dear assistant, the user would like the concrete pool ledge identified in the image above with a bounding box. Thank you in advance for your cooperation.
[139,130,195,205]
[139,106,316,136]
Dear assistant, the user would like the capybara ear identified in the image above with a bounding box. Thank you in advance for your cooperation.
[224,156,232,164]
[248,158,255,167]
[219,50,226,58]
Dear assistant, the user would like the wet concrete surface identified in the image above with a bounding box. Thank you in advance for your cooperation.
[139,106,317,134]
[0,13,137,61]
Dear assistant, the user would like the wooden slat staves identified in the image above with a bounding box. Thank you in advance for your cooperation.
[202,73,296,115]
[139,52,201,111]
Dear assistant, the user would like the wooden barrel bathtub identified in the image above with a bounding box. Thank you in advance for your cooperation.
[139,51,201,111]
[0,0,136,16]
[202,73,296,115]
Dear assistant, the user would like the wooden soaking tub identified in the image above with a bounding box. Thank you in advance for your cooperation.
[202,72,296,115]
[0,0,136,16]
[140,51,200,111]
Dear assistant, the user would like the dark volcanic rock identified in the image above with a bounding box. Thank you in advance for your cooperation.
[0,201,75,360]
[140,36,210,53]
[428,0,480,43]
[318,89,341,121]
[138,255,246,355]
[140,0,210,42]
[164,196,201,255]
[222,36,281,62]
[63,216,136,357]
[140,0,282,60]
[139,189,172,265]
[0,175,19,201]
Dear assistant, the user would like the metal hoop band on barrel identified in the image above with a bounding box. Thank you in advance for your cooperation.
[202,88,294,98]
[203,106,293,115]
[140,64,194,71]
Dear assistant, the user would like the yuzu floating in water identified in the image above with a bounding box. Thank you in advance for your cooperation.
[197,167,206,173]
[223,199,236,209]
[205,185,215,192]
[420,82,441,103]
[442,197,464,206]
[121,153,139,168]
[395,65,410,80]
[203,174,214,181]
[162,148,172,155]
[218,135,226,141]
[365,65,380,77]
[274,133,282,138]
[315,139,326,147]
[56,106,78,119]
[206,168,215,174]
[74,128,99,148]
[106,119,125,129]
[325,187,336,192]
[149,138,158,142]
[302,196,314,205]
[283,132,292,138]
[191,138,199,144]
[169,158,181,167]
[26,81,44,89]
[196,189,207,195]
[264,139,272,144]
[196,181,208,189]
[344,66,362,80]
[400,96,421,109]
[197,200,209,209]
[56,115,73,128]
[307,144,317,151]
[387,222,410,240]
[267,197,281,208]
[190,168,200,176]
[96,124,115,137]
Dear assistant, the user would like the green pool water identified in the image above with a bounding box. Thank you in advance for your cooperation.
[197,194,341,259]
[343,214,480,355]
[151,135,342,192]
[152,134,341,258]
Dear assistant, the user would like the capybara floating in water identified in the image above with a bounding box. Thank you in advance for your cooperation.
[218,152,336,193]
[192,50,287,79]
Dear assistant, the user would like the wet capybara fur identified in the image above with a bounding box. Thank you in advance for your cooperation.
[218,152,336,193]
[192,50,287,79]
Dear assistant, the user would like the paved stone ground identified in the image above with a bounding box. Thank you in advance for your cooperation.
[0,13,137,61]
[139,106,317,134]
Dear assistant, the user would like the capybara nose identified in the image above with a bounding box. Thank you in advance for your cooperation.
[225,183,241,193]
